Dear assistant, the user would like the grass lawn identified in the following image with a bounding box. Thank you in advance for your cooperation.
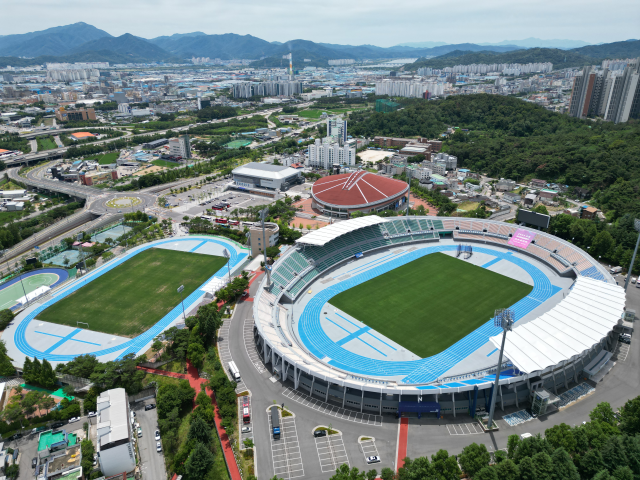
[457,201,480,212]
[328,252,532,358]
[152,159,179,168]
[37,137,58,150]
[97,152,119,165]
[38,248,227,337]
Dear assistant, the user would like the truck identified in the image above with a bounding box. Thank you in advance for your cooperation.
[610,266,623,274]
[228,361,241,381]
[271,406,281,439]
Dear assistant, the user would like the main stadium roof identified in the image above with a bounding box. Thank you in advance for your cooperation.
[490,276,625,374]
[312,171,408,208]
[232,162,300,180]
[297,215,387,246]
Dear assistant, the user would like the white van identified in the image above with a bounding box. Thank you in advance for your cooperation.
[610,266,623,274]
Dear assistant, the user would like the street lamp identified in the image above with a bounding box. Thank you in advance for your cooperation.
[624,219,640,290]
[177,284,186,320]
[487,308,514,430]
[260,207,272,287]
[223,248,231,281]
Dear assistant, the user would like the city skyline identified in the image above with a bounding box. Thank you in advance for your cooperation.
[2,0,638,47]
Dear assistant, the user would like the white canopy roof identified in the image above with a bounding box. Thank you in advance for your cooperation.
[490,276,625,374]
[296,215,388,246]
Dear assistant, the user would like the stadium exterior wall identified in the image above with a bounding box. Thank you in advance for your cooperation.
[251,216,620,414]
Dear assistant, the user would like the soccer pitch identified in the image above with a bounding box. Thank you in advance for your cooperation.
[328,252,532,358]
[38,249,227,337]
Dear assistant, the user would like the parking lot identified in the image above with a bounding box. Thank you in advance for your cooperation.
[359,438,380,467]
[446,423,485,435]
[132,399,166,480]
[170,188,274,218]
[315,432,350,473]
[239,394,254,448]
[267,411,304,479]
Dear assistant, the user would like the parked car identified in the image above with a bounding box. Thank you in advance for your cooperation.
[51,422,65,429]
[619,334,631,344]
[137,427,142,438]
[7,433,21,441]
[366,456,381,464]
[88,411,97,418]
[68,417,80,424]
[241,426,252,434]
[314,429,327,438]
[32,457,37,468]
[145,404,156,411]
[155,430,161,441]
[156,442,162,453]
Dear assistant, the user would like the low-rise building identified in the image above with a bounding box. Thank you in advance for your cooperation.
[79,170,118,186]
[496,178,516,192]
[581,206,598,220]
[503,192,521,204]
[248,222,279,258]
[96,388,136,477]
[55,107,96,122]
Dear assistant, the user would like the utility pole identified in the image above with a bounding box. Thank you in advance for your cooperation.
[624,219,640,290]
[487,308,514,430]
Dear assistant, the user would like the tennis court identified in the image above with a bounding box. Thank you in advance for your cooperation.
[224,139,252,149]
[0,268,69,310]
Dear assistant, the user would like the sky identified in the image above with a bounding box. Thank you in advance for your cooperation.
[2,0,639,47]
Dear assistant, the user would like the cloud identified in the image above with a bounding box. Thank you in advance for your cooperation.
[2,0,638,47]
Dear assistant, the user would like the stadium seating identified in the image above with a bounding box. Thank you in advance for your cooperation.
[557,383,595,408]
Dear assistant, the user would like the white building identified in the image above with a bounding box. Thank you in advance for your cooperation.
[307,138,356,169]
[431,162,447,176]
[431,152,457,170]
[327,118,347,144]
[168,135,191,159]
[375,80,445,98]
[96,388,136,477]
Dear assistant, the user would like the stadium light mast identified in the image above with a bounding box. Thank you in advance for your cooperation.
[624,219,640,290]
[260,207,272,287]
[487,308,514,430]
[405,168,412,218]
[223,248,231,281]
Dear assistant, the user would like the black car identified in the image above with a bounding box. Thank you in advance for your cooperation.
[619,334,631,344]
[51,421,65,429]
[314,429,327,438]
[8,433,22,441]
[32,457,37,468]
[145,404,156,411]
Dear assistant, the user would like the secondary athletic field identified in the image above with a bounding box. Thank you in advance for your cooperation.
[329,252,532,358]
[0,269,67,310]
[38,249,227,337]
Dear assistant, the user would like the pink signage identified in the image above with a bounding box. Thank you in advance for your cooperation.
[508,229,537,249]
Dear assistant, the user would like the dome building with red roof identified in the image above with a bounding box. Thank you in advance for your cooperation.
[311,171,409,219]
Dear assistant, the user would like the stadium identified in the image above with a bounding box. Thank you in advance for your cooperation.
[311,171,409,218]
[3,236,249,368]
[253,216,625,418]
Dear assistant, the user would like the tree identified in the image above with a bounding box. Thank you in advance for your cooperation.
[187,415,213,446]
[22,357,33,384]
[196,303,223,345]
[329,464,365,480]
[532,204,549,215]
[184,442,215,480]
[266,246,280,259]
[0,309,15,330]
[474,466,498,480]
[431,449,461,480]
[39,358,57,389]
[507,434,520,460]
[40,394,56,414]
[579,449,606,479]
[619,396,640,435]
[380,468,395,480]
[495,459,519,480]
[4,464,18,480]
[399,455,433,478]
[187,342,205,369]
[0,339,16,376]
[56,354,99,378]
[545,423,577,455]
[458,443,491,478]
[591,402,619,426]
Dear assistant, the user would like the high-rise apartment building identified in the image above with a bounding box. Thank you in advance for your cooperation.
[169,135,191,159]
[569,59,640,123]
[307,118,355,169]
[327,118,347,145]
[232,81,303,98]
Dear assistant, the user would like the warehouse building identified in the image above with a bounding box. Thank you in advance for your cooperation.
[232,163,303,192]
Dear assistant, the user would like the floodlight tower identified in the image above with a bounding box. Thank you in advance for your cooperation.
[487,308,514,429]
[223,248,231,281]
[624,219,640,290]
[405,168,412,218]
[260,207,272,287]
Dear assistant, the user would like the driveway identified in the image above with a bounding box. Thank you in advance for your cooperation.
[131,400,166,480]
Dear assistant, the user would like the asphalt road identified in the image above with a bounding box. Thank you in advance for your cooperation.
[131,400,166,480]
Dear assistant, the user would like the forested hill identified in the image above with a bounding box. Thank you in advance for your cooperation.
[408,48,598,70]
[348,95,640,219]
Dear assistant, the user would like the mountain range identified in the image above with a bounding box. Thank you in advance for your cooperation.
[0,23,638,70]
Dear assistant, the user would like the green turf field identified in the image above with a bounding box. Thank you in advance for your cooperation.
[151,159,179,168]
[37,137,58,151]
[38,249,227,337]
[328,252,532,358]
[0,273,60,310]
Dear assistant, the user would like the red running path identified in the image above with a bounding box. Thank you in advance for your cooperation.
[138,363,242,480]
[397,417,409,470]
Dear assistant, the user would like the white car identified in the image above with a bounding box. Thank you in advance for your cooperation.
[366,456,381,464]
[241,426,252,434]
[155,430,161,441]
[137,427,142,438]
[68,417,79,424]
[88,412,97,418]
[156,442,162,453]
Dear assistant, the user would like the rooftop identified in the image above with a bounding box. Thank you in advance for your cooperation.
[233,162,300,180]
[312,171,408,207]
[70,132,95,138]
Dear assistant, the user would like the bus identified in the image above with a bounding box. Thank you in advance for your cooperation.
[212,205,225,211]
[242,407,251,424]
[215,218,228,224]
[270,406,281,439]
[228,220,239,226]
[200,215,213,222]
[228,361,240,381]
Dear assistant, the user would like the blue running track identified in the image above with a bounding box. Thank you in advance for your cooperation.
[297,245,562,385]
[12,237,247,362]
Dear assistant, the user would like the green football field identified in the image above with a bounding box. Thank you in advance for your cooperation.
[0,273,60,310]
[328,252,532,358]
[38,249,227,337]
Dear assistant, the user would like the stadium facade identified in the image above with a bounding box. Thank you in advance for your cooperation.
[253,216,625,417]
[310,171,409,218]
